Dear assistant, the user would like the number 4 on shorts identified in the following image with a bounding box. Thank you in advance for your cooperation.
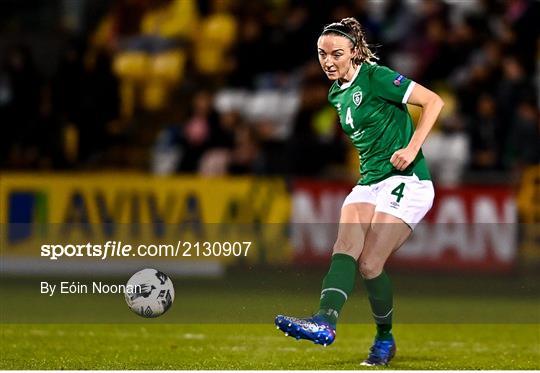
[391,182,405,203]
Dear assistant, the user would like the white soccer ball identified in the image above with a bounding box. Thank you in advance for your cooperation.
[125,268,175,318]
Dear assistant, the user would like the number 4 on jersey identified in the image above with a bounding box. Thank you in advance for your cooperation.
[346,107,354,129]
[391,183,405,203]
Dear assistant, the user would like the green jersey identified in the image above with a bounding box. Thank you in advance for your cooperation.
[328,63,431,185]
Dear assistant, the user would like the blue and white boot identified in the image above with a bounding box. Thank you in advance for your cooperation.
[360,337,397,366]
[274,314,336,346]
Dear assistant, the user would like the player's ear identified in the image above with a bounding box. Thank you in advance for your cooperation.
[351,47,358,60]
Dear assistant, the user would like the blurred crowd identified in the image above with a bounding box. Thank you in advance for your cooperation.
[0,0,538,185]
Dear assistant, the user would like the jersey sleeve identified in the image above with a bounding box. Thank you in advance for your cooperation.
[371,65,416,104]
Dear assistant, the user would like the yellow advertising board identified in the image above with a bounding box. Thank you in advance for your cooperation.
[0,173,292,270]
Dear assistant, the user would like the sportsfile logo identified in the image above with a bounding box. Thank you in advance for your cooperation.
[40,240,252,260]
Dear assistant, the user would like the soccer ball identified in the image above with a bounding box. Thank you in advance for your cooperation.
[125,268,175,318]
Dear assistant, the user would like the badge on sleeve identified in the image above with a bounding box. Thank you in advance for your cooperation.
[393,74,405,86]
[352,90,363,106]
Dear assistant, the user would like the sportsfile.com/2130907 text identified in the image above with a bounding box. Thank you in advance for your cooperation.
[40,241,252,260]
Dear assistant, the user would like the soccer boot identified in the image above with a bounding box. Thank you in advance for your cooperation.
[360,337,396,366]
[274,314,336,346]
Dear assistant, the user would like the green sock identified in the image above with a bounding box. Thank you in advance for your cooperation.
[363,271,393,340]
[316,253,357,327]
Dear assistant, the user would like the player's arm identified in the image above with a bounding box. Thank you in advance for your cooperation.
[390,84,444,170]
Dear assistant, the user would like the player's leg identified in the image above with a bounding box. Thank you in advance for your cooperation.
[316,202,374,326]
[275,186,375,346]
[362,213,410,332]
[359,176,434,366]
[359,212,410,366]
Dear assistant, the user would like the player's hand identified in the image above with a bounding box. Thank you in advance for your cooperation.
[390,147,418,171]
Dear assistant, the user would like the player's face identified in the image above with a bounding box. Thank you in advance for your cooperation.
[317,35,355,81]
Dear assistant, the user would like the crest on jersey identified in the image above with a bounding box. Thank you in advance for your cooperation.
[352,91,363,106]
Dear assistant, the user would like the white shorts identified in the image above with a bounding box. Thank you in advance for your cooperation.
[342,174,435,229]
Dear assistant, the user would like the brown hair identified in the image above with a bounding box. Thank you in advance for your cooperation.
[321,17,378,65]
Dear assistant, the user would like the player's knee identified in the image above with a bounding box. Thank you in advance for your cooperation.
[359,259,383,279]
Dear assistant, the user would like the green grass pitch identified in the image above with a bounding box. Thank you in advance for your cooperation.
[1,271,539,369]
[1,324,538,369]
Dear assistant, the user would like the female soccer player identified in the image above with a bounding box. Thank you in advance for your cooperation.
[275,17,444,366]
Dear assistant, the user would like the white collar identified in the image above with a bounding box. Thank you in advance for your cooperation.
[338,63,362,90]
